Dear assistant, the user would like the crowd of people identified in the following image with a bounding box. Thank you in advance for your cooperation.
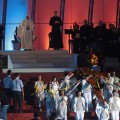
[0,69,119,120]
[29,70,120,120]
[16,11,120,60]
[0,70,24,120]
[69,20,120,58]
[31,69,120,120]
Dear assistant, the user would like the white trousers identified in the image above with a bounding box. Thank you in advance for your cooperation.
[111,111,119,120]
[75,111,84,120]
[83,92,92,111]
[46,109,53,117]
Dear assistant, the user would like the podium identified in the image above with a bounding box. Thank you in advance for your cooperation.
[65,29,73,53]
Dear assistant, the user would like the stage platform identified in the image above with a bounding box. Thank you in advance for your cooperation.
[0,50,77,73]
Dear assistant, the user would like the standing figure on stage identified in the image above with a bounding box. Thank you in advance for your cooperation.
[80,19,91,53]
[112,71,120,92]
[96,100,109,120]
[109,91,120,120]
[59,72,74,111]
[46,83,56,120]
[51,76,59,99]
[12,73,24,113]
[17,16,34,51]
[73,91,85,120]
[0,86,9,120]
[55,97,67,120]
[3,70,12,107]
[55,90,68,120]
[49,11,63,50]
[81,75,93,112]
[34,75,46,111]
[107,72,114,94]
[71,22,80,54]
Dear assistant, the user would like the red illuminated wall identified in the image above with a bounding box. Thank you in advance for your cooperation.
[64,0,89,49]
[93,0,117,27]
[28,0,117,50]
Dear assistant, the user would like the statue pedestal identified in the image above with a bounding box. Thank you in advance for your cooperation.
[12,40,20,50]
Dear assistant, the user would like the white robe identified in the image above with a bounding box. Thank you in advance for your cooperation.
[17,18,34,49]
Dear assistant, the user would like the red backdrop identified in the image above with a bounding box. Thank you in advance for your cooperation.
[93,0,117,27]
[28,0,117,50]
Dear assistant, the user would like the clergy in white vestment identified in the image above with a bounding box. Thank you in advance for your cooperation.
[17,16,34,50]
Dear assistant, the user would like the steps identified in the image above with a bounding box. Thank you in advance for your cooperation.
[1,50,75,68]
[7,103,98,120]
[8,112,98,120]
[0,50,77,73]
[8,111,98,120]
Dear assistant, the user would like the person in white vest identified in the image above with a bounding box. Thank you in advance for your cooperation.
[109,91,120,120]
[81,75,93,111]
[73,91,85,120]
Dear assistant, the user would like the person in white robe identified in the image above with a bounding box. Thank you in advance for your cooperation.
[17,16,34,50]
[112,72,120,92]
[59,72,74,110]
[34,76,46,111]
[46,83,56,120]
[73,91,85,120]
[67,76,77,111]
[96,100,109,120]
[81,75,93,112]
[109,91,120,120]
[107,73,114,92]
[51,76,59,100]
[55,90,68,120]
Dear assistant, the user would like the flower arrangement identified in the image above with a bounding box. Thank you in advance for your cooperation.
[88,51,99,66]
[90,53,99,66]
